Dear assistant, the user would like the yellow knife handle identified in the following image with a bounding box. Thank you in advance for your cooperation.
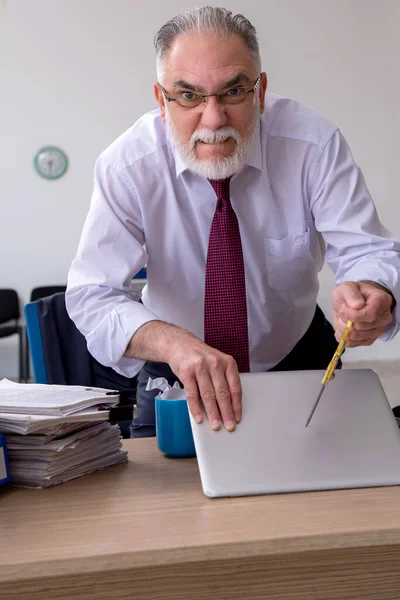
[321,320,353,385]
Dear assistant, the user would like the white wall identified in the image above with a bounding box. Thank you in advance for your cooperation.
[1,0,399,378]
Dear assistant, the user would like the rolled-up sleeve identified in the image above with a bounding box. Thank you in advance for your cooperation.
[66,155,159,377]
[310,129,400,340]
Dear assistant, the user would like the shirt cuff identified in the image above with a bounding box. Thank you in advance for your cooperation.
[86,301,160,378]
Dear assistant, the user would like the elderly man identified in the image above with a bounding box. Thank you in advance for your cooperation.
[66,6,400,438]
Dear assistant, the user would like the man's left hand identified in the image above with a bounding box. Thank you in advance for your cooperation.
[332,281,394,347]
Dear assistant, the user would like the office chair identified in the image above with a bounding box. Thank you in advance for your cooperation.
[30,285,67,302]
[0,289,25,382]
[24,292,136,437]
[25,285,67,380]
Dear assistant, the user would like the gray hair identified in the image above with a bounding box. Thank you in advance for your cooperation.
[154,6,261,81]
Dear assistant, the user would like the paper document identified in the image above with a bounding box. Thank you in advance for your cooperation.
[7,422,128,488]
[0,379,119,416]
[0,381,129,489]
[0,408,112,435]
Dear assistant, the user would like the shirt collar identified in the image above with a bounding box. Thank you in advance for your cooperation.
[173,119,263,178]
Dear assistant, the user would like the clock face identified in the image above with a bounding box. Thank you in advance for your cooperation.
[34,146,68,180]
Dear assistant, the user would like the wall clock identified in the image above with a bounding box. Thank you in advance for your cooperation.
[34,146,68,180]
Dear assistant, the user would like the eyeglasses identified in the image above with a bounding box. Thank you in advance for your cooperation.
[159,75,261,109]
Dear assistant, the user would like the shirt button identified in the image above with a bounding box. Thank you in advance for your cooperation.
[295,237,303,246]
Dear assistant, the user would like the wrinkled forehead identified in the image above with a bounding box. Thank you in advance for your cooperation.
[161,32,257,88]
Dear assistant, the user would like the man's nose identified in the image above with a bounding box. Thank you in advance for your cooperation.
[198,96,228,130]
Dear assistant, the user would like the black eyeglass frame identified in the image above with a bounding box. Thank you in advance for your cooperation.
[159,75,262,108]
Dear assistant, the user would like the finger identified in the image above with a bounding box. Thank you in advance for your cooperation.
[339,303,390,323]
[196,370,223,430]
[358,282,394,312]
[225,357,242,424]
[344,336,379,348]
[363,293,393,321]
[209,366,237,432]
[333,282,366,313]
[345,314,393,332]
[183,375,203,424]
[333,313,346,342]
[334,317,386,344]
[332,308,344,330]
[347,326,386,343]
[339,290,392,323]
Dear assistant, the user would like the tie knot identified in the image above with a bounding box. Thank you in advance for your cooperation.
[208,178,230,200]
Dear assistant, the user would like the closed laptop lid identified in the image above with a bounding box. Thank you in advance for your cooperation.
[189,369,400,498]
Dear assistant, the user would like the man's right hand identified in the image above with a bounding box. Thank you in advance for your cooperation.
[166,333,242,432]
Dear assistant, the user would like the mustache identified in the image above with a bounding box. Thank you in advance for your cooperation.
[190,127,241,147]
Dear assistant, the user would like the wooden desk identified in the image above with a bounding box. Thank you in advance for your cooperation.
[1,439,400,599]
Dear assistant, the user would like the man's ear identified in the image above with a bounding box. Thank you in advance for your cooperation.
[259,72,268,114]
[154,83,166,122]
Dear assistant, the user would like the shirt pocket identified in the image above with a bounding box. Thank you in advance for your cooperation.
[264,228,314,290]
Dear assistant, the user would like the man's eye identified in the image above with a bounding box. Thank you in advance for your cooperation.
[181,92,199,101]
[226,87,245,97]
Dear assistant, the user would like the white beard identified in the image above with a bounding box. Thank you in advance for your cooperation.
[166,107,259,180]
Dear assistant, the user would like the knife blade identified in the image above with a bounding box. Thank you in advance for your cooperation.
[305,320,354,427]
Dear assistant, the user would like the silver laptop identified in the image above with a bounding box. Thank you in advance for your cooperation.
[189,369,400,498]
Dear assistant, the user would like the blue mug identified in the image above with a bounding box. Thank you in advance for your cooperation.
[155,398,196,458]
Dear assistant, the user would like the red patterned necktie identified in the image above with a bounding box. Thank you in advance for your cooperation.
[204,178,250,373]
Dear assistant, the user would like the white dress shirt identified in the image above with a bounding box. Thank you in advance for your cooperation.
[66,93,400,378]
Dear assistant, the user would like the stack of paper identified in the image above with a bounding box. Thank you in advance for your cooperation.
[0,379,128,488]
[0,379,121,415]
